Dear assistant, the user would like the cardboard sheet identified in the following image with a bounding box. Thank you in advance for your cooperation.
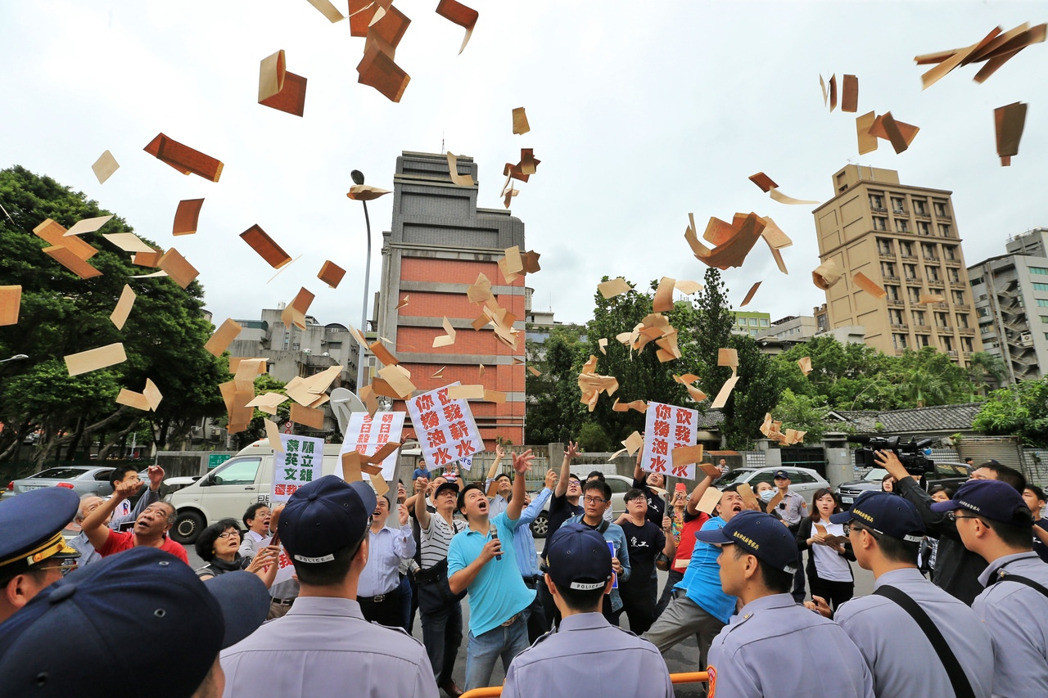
[316,260,346,289]
[856,110,879,155]
[305,0,345,22]
[92,150,119,184]
[377,364,416,398]
[622,431,644,456]
[347,184,391,201]
[768,189,820,205]
[812,259,843,290]
[101,233,155,253]
[133,250,163,268]
[172,199,204,236]
[447,384,485,400]
[65,342,126,376]
[697,487,722,515]
[204,318,243,357]
[798,356,813,376]
[42,245,101,279]
[718,348,739,370]
[994,101,1027,166]
[432,316,457,348]
[369,5,410,49]
[290,403,325,430]
[241,225,292,268]
[34,219,96,260]
[158,248,198,288]
[868,112,920,154]
[653,276,675,312]
[512,107,530,134]
[672,444,705,468]
[598,337,608,355]
[264,420,285,452]
[853,272,887,298]
[829,74,838,111]
[711,375,739,409]
[0,285,21,326]
[64,215,114,237]
[109,284,136,330]
[598,277,632,299]
[841,74,858,112]
[748,172,778,192]
[919,293,945,305]
[446,152,474,186]
[740,281,761,307]
[435,0,478,54]
[356,44,410,102]
[737,483,759,509]
[143,133,223,182]
[689,212,767,270]
[484,389,507,403]
[116,388,151,411]
[916,23,1046,89]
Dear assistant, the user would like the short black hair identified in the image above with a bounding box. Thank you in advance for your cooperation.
[732,545,791,593]
[875,532,920,565]
[977,461,1026,493]
[108,465,138,487]
[195,519,242,562]
[458,482,485,512]
[1026,485,1046,502]
[493,473,511,484]
[624,488,647,503]
[550,578,606,612]
[583,480,612,502]
[982,513,1036,548]
[586,471,606,482]
[242,502,269,529]
[293,541,361,586]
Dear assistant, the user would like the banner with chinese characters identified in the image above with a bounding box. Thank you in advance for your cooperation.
[642,401,698,479]
[339,411,406,481]
[271,434,324,502]
[406,383,484,471]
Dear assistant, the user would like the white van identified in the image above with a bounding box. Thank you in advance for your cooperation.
[168,440,348,544]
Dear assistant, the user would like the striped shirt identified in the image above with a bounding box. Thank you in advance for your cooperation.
[420,513,466,570]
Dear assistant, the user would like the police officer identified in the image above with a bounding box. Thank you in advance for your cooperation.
[0,487,80,623]
[220,475,438,697]
[932,479,1048,698]
[701,511,874,698]
[830,491,993,697]
[501,523,673,698]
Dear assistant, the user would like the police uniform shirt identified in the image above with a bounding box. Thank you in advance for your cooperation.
[706,593,874,698]
[774,492,807,527]
[972,551,1048,698]
[220,596,438,697]
[834,567,993,698]
[501,612,673,698]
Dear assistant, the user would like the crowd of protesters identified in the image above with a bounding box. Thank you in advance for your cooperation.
[1,443,1047,698]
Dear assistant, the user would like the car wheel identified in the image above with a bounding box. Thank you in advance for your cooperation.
[530,512,549,539]
[171,510,206,544]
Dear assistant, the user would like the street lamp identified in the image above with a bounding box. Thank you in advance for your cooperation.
[0,354,28,364]
[350,170,372,394]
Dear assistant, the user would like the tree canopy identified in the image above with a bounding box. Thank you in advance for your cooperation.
[973,377,1048,446]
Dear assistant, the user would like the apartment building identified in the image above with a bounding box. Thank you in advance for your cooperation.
[732,310,770,337]
[812,165,981,365]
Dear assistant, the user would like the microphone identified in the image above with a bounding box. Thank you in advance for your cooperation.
[491,528,502,561]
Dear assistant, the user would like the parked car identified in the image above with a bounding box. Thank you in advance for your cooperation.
[7,466,116,498]
[835,462,972,507]
[716,466,831,504]
[531,473,640,539]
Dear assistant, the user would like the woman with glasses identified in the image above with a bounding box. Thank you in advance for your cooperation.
[195,518,277,584]
[796,488,855,611]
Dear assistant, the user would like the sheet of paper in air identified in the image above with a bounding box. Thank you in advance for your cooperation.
[598,277,632,299]
[867,112,920,154]
[204,318,243,357]
[919,293,945,304]
[856,111,879,155]
[264,420,285,452]
[290,403,325,430]
[819,74,827,106]
[248,394,288,416]
[829,74,838,111]
[431,366,445,379]
[446,152,475,187]
[447,384,485,400]
[258,50,307,116]
[749,175,818,205]
[109,285,136,330]
[281,288,315,330]
[143,133,223,182]
[697,487,722,515]
[674,373,708,403]
[672,445,705,468]
[748,173,778,192]
[241,225,292,269]
[158,248,198,289]
[130,271,167,279]
[369,340,398,366]
[701,462,723,480]
[346,184,392,201]
[526,365,542,377]
[435,0,478,54]
[736,483,759,509]
[306,0,345,22]
[0,286,21,326]
[92,150,119,184]
[356,44,410,103]
[99,233,152,254]
[740,282,761,307]
[116,388,150,411]
[171,199,204,236]
[597,337,609,355]
[34,219,90,257]
[686,212,767,270]
[841,74,858,112]
[622,431,644,456]
[133,250,162,268]
[42,246,102,279]
[915,23,1046,89]
[853,272,887,298]
[768,189,820,205]
[798,356,813,376]
[995,102,1027,166]
[512,107,530,134]
[812,259,843,290]
[718,348,739,370]
[378,364,416,398]
[65,215,114,237]
[317,260,346,288]
[711,375,739,410]
[65,342,126,376]
[433,317,457,348]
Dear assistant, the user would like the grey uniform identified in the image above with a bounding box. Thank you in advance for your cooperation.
[835,567,993,697]
[706,593,874,698]
[502,612,673,698]
[972,552,1048,698]
[773,491,807,526]
[220,596,438,697]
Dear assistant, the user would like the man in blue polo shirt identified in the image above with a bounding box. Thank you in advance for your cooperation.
[448,449,536,692]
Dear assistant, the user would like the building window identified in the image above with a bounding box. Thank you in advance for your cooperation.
[935,312,949,328]
[895,219,910,233]
[921,243,937,259]
[1033,282,1048,291]
[913,199,928,215]
[882,262,896,277]
[877,238,893,255]
[917,221,931,236]
[956,314,969,328]
[933,201,949,217]
[759,319,769,327]
[885,284,901,301]
[891,196,906,214]
[943,245,957,261]
[1031,267,1048,276]
[872,217,887,231]
[890,309,904,325]
[749,318,758,326]
[900,241,914,257]
[938,223,952,237]
[907,286,921,303]
[962,337,973,353]
[942,335,954,352]
[953,290,966,305]
[978,307,991,318]
[1042,315,1048,323]
[913,310,926,325]
[948,268,960,283]
[893,334,908,350]
[926,266,940,281]
[917,334,930,346]
[1038,299,1048,308]
[869,193,885,210]
[903,264,917,280]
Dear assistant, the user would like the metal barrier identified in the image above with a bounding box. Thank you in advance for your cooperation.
[459,671,708,697]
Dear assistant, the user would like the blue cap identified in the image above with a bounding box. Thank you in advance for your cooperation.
[546,523,613,591]
[773,469,789,480]
[0,488,80,582]
[695,510,799,574]
[830,491,925,542]
[279,475,376,563]
[930,480,1033,527]
[0,547,269,696]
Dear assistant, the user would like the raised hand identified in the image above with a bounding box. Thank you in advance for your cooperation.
[565,441,580,460]
[544,468,557,490]
[512,449,534,474]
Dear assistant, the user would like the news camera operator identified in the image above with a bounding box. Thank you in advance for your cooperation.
[873,440,1026,604]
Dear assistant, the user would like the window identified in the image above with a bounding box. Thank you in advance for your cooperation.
[1042,315,1048,323]
[962,337,973,353]
[917,334,930,347]
[787,470,817,484]
[913,199,928,215]
[956,314,969,328]
[891,196,906,213]
[926,266,940,281]
[939,224,952,237]
[900,241,914,257]
[749,318,758,326]
[895,219,910,233]
[904,264,917,280]
[935,312,948,328]
[893,334,908,350]
[872,217,888,231]
[917,221,931,236]
[978,307,991,318]
[1031,267,1048,276]
[886,284,901,301]
[953,290,966,305]
[921,243,937,259]
[943,245,957,261]
[948,268,960,283]
[913,310,926,325]
[933,201,949,217]
[869,193,885,210]
[882,262,896,277]
[942,336,954,352]
[759,319,769,327]
[877,238,893,255]
[1033,282,1048,291]
[890,309,904,325]
[1038,300,1048,308]
[907,286,921,303]
[209,458,262,486]
[607,478,630,494]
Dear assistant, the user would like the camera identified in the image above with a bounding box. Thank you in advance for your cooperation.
[849,435,934,476]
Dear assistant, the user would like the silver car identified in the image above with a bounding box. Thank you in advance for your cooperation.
[716,466,831,505]
[6,466,116,498]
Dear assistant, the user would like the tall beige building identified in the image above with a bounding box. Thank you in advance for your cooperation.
[812,165,982,365]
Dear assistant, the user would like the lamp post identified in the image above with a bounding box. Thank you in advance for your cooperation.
[351,169,371,394]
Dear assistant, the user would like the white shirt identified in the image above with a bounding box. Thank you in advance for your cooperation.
[810,520,852,583]
[358,524,415,597]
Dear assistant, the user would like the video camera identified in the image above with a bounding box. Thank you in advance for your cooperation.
[848,435,935,476]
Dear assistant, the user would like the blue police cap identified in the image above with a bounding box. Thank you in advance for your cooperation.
[773,469,790,480]
[0,488,80,582]
[279,475,376,563]
[695,510,800,574]
[546,522,613,591]
[830,491,925,542]
[930,479,1033,527]
[0,547,269,696]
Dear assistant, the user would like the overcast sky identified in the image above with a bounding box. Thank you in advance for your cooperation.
[2,1,1045,333]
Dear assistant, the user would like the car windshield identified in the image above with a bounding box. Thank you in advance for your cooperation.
[718,469,756,487]
[30,467,90,479]
[863,468,888,482]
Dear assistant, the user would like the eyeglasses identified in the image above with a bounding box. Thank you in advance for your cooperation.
[584,496,607,505]
[844,522,881,539]
[217,531,241,539]
[947,511,979,523]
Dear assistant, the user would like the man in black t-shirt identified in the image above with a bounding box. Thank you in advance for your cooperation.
[617,488,674,633]
[632,451,667,528]
[539,441,583,631]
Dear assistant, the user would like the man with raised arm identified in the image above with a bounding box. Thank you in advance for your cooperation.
[80,475,188,564]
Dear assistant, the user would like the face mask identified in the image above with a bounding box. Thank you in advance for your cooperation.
[760,489,775,502]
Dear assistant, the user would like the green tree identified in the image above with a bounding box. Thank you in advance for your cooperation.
[721,333,782,449]
[228,374,290,450]
[773,336,896,410]
[0,165,225,462]
[524,327,587,445]
[888,347,970,407]
[973,377,1048,446]
[772,389,832,443]
[966,351,1008,396]
[691,268,734,401]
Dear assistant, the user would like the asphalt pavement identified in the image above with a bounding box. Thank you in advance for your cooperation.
[187,538,877,697]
